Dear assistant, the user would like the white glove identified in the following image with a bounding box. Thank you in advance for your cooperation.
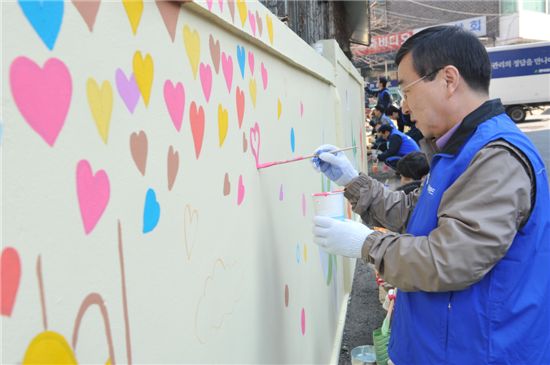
[312,216,373,258]
[311,144,358,186]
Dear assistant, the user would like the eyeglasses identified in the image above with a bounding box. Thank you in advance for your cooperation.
[399,67,443,99]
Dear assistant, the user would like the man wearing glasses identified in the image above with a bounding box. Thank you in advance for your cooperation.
[312,26,550,364]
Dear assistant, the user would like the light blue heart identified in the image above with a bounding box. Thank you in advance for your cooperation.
[18,0,64,50]
[236,45,246,79]
[290,127,296,153]
[143,188,160,234]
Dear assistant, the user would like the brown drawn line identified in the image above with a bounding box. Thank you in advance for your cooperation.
[118,220,133,365]
[36,255,48,330]
[71,292,116,364]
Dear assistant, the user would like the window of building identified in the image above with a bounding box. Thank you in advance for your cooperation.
[501,0,517,14]
[522,0,546,12]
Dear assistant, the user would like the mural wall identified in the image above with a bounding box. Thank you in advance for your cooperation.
[1,1,365,363]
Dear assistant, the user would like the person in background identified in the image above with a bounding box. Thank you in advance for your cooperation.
[377,76,392,114]
[371,104,396,130]
[387,104,405,132]
[376,124,420,170]
[312,25,550,365]
[395,151,430,194]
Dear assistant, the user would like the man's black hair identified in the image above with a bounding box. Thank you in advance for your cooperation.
[374,104,385,112]
[379,76,388,87]
[395,26,491,93]
[378,124,393,133]
[387,104,400,115]
[396,152,430,180]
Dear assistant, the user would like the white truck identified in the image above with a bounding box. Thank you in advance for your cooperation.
[487,41,550,122]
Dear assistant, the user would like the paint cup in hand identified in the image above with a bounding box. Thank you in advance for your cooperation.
[312,191,345,220]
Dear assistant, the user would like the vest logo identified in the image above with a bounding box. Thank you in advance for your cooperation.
[427,184,436,195]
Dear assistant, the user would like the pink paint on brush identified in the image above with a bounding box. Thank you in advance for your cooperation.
[312,190,344,197]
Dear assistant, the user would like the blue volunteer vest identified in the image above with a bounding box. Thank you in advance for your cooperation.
[389,113,550,364]
[389,128,420,157]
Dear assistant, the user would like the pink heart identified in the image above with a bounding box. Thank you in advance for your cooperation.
[76,159,110,234]
[248,10,256,36]
[163,80,185,132]
[261,62,268,90]
[206,0,213,11]
[199,63,212,103]
[10,57,72,147]
[190,102,205,159]
[116,68,140,114]
[248,51,255,75]
[300,101,304,117]
[237,175,245,206]
[1,247,21,317]
[218,0,223,11]
[236,87,245,129]
[221,52,233,93]
[249,122,260,167]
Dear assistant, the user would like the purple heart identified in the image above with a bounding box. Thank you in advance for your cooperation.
[115,68,140,114]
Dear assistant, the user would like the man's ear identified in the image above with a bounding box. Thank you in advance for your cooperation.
[443,65,460,95]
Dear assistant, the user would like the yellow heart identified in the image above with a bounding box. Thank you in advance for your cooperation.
[277,98,282,120]
[266,14,274,45]
[237,0,247,27]
[183,25,201,79]
[122,0,143,35]
[133,51,154,106]
[218,104,229,147]
[87,78,113,144]
[249,79,257,108]
[303,244,308,262]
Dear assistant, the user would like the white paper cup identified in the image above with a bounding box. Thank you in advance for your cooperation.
[312,191,345,219]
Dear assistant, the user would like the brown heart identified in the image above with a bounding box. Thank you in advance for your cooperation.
[227,0,235,22]
[183,205,199,260]
[167,145,179,191]
[242,131,248,152]
[255,11,263,37]
[156,0,181,42]
[130,131,148,176]
[223,173,231,196]
[72,0,101,32]
[209,34,221,74]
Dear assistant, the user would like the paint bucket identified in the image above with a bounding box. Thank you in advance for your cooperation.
[351,345,377,365]
[312,191,345,219]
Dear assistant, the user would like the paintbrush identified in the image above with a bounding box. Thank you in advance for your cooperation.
[257,146,357,170]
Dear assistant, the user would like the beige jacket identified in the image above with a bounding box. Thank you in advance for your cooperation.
[345,139,533,292]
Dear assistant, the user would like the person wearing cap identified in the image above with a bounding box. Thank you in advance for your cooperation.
[377,76,393,114]
[376,124,420,170]
[312,25,550,364]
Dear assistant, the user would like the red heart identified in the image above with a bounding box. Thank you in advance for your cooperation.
[190,102,205,159]
[236,87,245,129]
[1,247,21,317]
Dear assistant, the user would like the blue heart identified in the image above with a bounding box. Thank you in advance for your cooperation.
[236,45,246,79]
[143,188,160,233]
[18,0,64,50]
[290,127,296,153]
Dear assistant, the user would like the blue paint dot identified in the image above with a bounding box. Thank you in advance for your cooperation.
[290,128,295,153]
[296,243,301,263]
[143,188,161,233]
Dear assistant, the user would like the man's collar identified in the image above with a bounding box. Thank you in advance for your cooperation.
[439,99,505,155]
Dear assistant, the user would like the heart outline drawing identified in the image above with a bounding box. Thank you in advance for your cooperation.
[183,204,199,260]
